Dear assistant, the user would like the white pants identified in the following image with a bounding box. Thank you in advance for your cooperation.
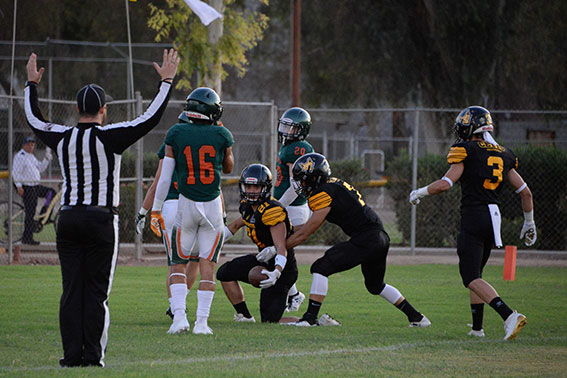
[286,203,311,227]
[175,194,224,263]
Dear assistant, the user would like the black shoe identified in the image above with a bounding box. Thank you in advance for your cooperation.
[166,307,174,319]
[59,358,83,368]
[22,239,40,245]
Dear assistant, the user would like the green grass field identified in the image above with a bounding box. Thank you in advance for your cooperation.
[1,264,566,377]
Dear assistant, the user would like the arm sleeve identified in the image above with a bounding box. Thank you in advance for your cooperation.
[447,144,468,164]
[152,156,175,211]
[38,156,50,173]
[24,83,70,150]
[99,81,173,153]
[278,184,298,207]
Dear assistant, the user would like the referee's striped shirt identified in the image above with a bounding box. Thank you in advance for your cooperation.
[24,81,172,208]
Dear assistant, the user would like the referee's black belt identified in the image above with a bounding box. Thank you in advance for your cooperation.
[60,205,117,214]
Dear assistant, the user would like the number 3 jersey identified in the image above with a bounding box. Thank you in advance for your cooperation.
[239,197,294,254]
[308,177,385,236]
[447,140,518,207]
[165,121,234,202]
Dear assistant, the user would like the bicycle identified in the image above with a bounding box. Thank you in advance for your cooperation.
[0,187,62,244]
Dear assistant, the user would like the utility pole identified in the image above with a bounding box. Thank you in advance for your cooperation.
[291,0,301,106]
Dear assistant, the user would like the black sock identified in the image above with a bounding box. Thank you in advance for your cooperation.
[489,297,513,321]
[396,299,422,322]
[233,301,252,318]
[304,299,322,320]
[471,303,484,331]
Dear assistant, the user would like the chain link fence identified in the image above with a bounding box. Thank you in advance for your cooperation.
[2,93,566,260]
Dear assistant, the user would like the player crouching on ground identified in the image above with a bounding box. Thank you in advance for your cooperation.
[409,106,534,340]
[217,164,301,324]
[259,153,431,327]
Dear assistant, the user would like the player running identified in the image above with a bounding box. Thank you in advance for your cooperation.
[409,106,535,340]
[257,107,314,312]
[217,164,301,323]
[260,152,431,327]
[151,87,234,335]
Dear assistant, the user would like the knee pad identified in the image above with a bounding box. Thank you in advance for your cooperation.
[366,281,386,296]
[215,263,228,281]
[310,257,334,277]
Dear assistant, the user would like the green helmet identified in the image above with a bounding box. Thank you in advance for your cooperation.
[278,107,311,145]
[179,87,223,124]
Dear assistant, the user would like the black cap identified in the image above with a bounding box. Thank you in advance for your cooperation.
[22,136,35,145]
[76,84,113,115]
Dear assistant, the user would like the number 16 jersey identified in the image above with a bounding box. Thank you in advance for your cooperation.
[165,121,234,202]
[447,140,518,208]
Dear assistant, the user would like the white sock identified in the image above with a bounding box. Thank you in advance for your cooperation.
[310,273,328,296]
[170,283,188,320]
[288,283,298,297]
[379,284,402,305]
[196,290,215,325]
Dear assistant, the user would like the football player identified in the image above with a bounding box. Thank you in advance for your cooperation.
[217,164,300,323]
[258,107,314,312]
[152,87,234,335]
[409,106,535,340]
[136,142,223,321]
[260,152,431,327]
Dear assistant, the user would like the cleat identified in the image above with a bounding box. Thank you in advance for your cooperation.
[286,291,306,312]
[409,314,431,328]
[166,307,174,320]
[193,323,213,335]
[294,314,318,327]
[467,329,485,337]
[318,313,341,326]
[234,313,256,323]
[503,311,526,340]
[167,317,190,334]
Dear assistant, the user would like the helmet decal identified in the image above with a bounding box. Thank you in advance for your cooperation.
[298,156,315,173]
[460,110,472,125]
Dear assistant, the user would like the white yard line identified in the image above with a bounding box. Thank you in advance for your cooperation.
[2,336,565,372]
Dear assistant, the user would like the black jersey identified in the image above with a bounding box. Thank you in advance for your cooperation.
[239,197,294,252]
[447,140,518,207]
[307,177,384,236]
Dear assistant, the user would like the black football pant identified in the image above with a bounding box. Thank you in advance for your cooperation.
[56,206,118,367]
[311,227,390,295]
[216,253,298,323]
[22,185,55,242]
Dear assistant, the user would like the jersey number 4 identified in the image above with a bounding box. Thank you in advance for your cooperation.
[484,156,503,190]
[184,145,216,185]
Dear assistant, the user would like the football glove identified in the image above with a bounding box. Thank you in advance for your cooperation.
[520,221,537,246]
[45,148,53,161]
[256,246,277,262]
[135,212,146,235]
[150,211,165,238]
[259,269,281,289]
[409,187,429,206]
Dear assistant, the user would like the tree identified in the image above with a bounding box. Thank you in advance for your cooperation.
[147,0,269,94]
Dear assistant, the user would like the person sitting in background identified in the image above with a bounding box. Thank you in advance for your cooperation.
[13,136,55,245]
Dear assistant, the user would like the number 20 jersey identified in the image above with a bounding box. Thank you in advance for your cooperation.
[165,121,234,202]
[447,140,518,207]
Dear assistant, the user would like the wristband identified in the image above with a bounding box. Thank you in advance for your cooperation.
[441,176,453,187]
[523,210,534,223]
[275,254,287,270]
[515,183,527,194]
[139,207,148,216]
[224,225,233,241]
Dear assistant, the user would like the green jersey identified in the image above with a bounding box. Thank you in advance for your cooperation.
[274,140,313,206]
[157,143,179,201]
[165,121,234,201]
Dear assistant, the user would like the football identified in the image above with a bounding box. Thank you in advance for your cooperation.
[248,265,268,288]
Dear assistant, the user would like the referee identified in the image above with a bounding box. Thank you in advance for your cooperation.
[23,50,179,367]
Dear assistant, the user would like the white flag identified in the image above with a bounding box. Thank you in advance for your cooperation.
[183,0,223,26]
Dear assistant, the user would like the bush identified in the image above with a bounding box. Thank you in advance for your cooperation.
[386,146,567,250]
